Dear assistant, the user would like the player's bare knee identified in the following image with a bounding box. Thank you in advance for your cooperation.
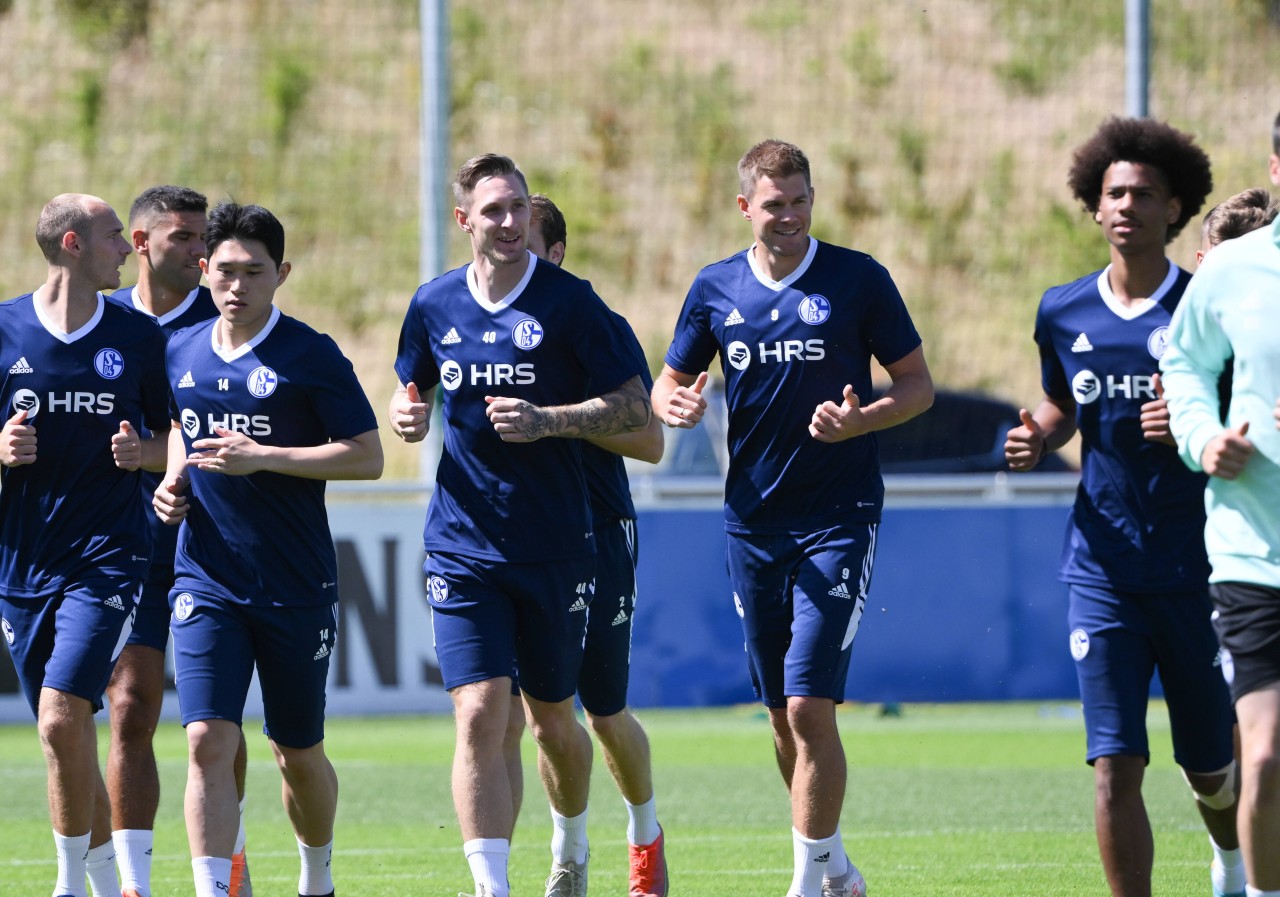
[785,697,838,744]
[1183,761,1238,810]
[271,740,331,784]
[186,720,241,770]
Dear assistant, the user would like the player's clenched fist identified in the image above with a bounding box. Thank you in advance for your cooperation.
[390,381,431,443]
[0,408,36,466]
[1004,408,1046,472]
[152,472,189,525]
[809,384,867,443]
[111,420,142,470]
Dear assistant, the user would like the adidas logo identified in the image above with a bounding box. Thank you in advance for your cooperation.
[612,609,629,626]
[815,851,830,863]
[104,594,127,611]
[724,308,745,326]
[8,356,32,374]
[178,371,196,388]
[828,582,852,600]
[441,327,462,345]
[1070,333,1093,353]
[314,643,330,661]
[568,597,588,612]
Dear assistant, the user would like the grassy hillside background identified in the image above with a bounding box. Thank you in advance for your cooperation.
[1,0,1277,478]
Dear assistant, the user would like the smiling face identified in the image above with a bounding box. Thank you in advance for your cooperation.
[136,209,208,296]
[738,172,813,279]
[201,237,290,341]
[456,173,531,270]
[1095,161,1180,256]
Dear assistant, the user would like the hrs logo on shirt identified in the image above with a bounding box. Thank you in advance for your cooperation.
[180,407,271,438]
[438,359,535,390]
[724,339,825,371]
[1070,370,1158,405]
[10,387,114,418]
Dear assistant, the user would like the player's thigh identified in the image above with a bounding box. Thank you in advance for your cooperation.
[784,523,877,701]
[125,563,175,653]
[727,532,800,708]
[1147,590,1235,772]
[169,589,255,728]
[1067,584,1154,761]
[426,552,519,692]
[8,576,142,718]
[511,556,594,704]
[579,517,637,717]
[253,603,336,750]
[1211,581,1280,703]
[1,593,60,717]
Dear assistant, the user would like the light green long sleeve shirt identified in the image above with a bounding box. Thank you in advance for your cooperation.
[1161,217,1280,587]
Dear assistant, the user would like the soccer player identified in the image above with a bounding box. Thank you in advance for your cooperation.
[1162,199,1280,897]
[106,185,254,897]
[524,193,669,896]
[652,139,934,897]
[151,202,383,897]
[388,153,652,897]
[1003,117,1243,897]
[1196,188,1279,267]
[0,193,169,897]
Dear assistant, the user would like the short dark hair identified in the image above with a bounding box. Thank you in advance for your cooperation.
[129,185,207,227]
[35,194,93,262]
[738,140,811,198]
[206,202,285,267]
[452,153,528,207]
[1067,116,1213,243]
[1272,108,1280,156]
[529,194,567,252]
[1201,187,1279,249]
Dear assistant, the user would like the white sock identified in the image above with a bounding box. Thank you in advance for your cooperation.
[113,829,154,896]
[85,842,118,897]
[789,827,840,897]
[827,825,850,879]
[234,797,248,855]
[297,836,334,895]
[550,807,589,865]
[1245,888,1280,897]
[463,837,510,897]
[1211,835,1245,895]
[192,856,234,897]
[625,795,661,847]
[53,830,90,897]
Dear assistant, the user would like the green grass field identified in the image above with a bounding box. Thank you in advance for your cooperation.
[0,701,1219,896]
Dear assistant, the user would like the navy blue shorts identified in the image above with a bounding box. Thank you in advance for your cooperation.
[170,588,336,749]
[1068,583,1235,771]
[579,518,638,717]
[125,563,174,652]
[426,551,593,704]
[726,523,877,709]
[1,576,140,716]
[1210,581,1280,702]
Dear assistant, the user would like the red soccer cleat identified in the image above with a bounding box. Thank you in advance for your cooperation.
[628,829,669,897]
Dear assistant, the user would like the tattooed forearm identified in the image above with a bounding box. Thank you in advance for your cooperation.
[535,375,653,440]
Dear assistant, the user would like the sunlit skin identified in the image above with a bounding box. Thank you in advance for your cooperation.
[78,201,134,294]
[134,210,207,310]
[199,238,290,349]
[1094,161,1180,261]
[738,172,813,282]
[455,173,531,282]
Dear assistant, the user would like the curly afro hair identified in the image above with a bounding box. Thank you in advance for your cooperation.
[1067,116,1213,243]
